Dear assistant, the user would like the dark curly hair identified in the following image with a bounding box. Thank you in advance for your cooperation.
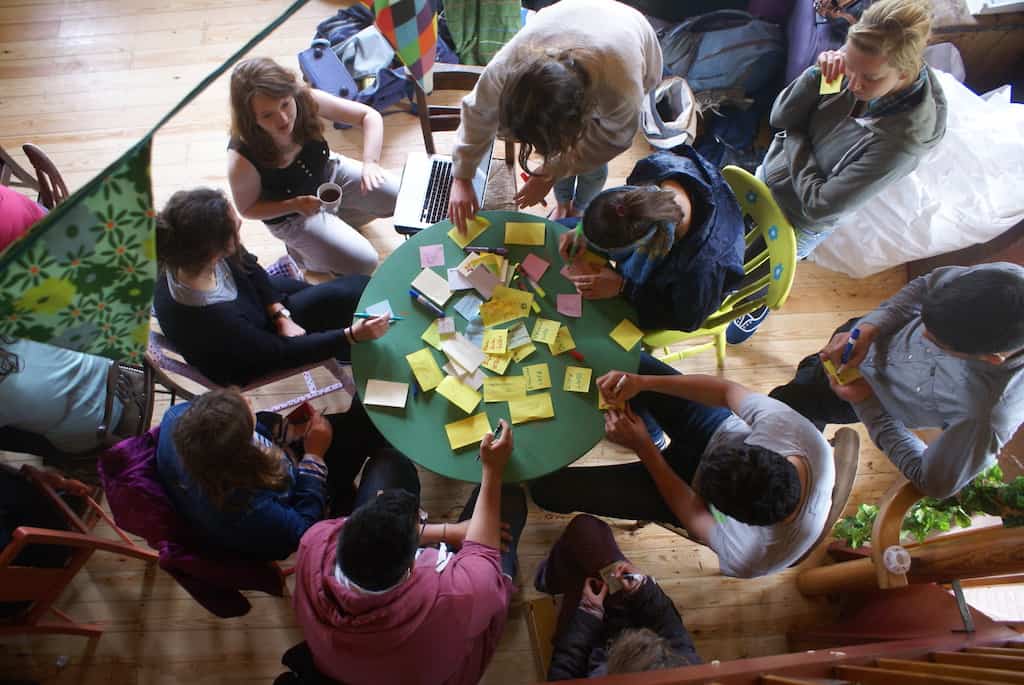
[920,267,1024,356]
[695,445,801,526]
[582,185,683,249]
[337,489,421,591]
[155,188,238,274]
[498,48,597,176]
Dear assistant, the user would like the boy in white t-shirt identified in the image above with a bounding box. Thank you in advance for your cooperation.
[531,354,834,578]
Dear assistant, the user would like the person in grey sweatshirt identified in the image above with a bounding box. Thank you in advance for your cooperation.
[728,0,948,344]
[770,263,1024,499]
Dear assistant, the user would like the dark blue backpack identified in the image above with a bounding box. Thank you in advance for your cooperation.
[659,10,785,98]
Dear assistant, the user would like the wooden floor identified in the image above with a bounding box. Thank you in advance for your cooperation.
[0,1,909,683]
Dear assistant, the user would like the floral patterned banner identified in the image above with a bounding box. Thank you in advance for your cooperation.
[0,0,310,363]
[0,143,156,364]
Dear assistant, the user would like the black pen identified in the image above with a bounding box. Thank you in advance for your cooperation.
[464,246,508,256]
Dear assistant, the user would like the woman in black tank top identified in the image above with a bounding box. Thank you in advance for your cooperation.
[226,57,398,276]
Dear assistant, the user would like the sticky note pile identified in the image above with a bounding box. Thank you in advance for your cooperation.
[363,215,640,451]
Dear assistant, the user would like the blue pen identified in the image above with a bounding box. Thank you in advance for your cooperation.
[409,288,444,318]
[840,327,861,367]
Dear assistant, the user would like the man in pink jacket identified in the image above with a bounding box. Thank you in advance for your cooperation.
[292,420,526,684]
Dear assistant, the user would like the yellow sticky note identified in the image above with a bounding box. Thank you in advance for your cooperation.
[480,299,528,327]
[548,325,576,356]
[421,320,442,350]
[482,328,509,355]
[523,363,551,391]
[531,318,561,344]
[609,319,643,351]
[481,352,513,375]
[819,73,842,95]
[598,392,624,411]
[509,392,555,425]
[447,215,492,249]
[512,342,536,363]
[445,412,492,450]
[505,221,546,246]
[823,358,863,385]
[492,285,534,307]
[405,348,444,391]
[483,376,528,402]
[563,366,592,393]
[437,375,482,414]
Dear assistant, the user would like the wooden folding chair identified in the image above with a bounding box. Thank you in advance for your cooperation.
[0,465,157,638]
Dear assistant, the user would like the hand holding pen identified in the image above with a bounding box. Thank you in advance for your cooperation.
[820,322,878,372]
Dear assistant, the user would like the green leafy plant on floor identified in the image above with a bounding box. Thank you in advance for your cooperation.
[832,465,1024,549]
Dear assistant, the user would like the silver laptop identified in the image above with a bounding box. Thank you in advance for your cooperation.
[393,141,493,233]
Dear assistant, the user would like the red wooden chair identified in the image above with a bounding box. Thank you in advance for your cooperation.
[0,465,157,638]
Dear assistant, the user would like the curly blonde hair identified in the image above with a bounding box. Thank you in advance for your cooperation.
[230,57,324,168]
[847,0,932,76]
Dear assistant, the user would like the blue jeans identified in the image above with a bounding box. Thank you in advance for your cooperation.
[530,354,731,524]
[552,164,609,213]
[353,448,421,509]
[794,226,834,259]
[754,164,835,260]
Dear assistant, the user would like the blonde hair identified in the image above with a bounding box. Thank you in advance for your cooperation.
[847,0,932,75]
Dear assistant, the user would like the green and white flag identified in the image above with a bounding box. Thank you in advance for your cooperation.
[0,0,309,362]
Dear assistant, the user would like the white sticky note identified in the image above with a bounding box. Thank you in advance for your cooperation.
[448,267,474,291]
[411,268,452,307]
[366,300,393,318]
[442,332,486,374]
[364,379,408,408]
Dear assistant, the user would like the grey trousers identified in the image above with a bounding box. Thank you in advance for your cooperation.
[268,156,399,276]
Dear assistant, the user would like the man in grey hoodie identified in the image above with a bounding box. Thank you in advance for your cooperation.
[770,263,1024,498]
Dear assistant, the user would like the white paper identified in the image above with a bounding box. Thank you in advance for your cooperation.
[441,332,486,373]
[411,268,452,307]
[366,300,393,318]
[448,267,474,291]
[363,379,408,408]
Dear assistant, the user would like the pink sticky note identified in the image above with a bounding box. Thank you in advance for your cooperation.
[557,293,582,318]
[419,244,445,268]
[467,264,501,299]
[559,265,572,280]
[521,253,550,283]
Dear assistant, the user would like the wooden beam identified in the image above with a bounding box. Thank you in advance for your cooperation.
[836,664,1007,684]
[932,651,1024,670]
[877,657,1024,684]
[965,646,1024,657]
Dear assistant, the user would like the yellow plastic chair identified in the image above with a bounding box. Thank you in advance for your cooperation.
[642,165,797,366]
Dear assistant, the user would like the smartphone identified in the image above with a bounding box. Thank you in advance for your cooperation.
[286,401,315,425]
[599,562,624,595]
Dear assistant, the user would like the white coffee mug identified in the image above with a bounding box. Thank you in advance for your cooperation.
[316,182,343,214]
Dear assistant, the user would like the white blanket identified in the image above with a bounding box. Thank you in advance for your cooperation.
[808,71,1024,278]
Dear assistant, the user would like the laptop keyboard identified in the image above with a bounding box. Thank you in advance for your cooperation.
[421,158,454,224]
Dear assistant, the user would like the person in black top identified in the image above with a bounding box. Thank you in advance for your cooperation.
[227,57,399,276]
[153,187,391,387]
[535,514,700,679]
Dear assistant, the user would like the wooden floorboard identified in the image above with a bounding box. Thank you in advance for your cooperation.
[0,1,909,682]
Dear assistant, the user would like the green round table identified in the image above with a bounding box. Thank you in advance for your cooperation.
[352,211,640,483]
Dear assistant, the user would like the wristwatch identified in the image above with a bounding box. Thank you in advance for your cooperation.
[272,307,291,321]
